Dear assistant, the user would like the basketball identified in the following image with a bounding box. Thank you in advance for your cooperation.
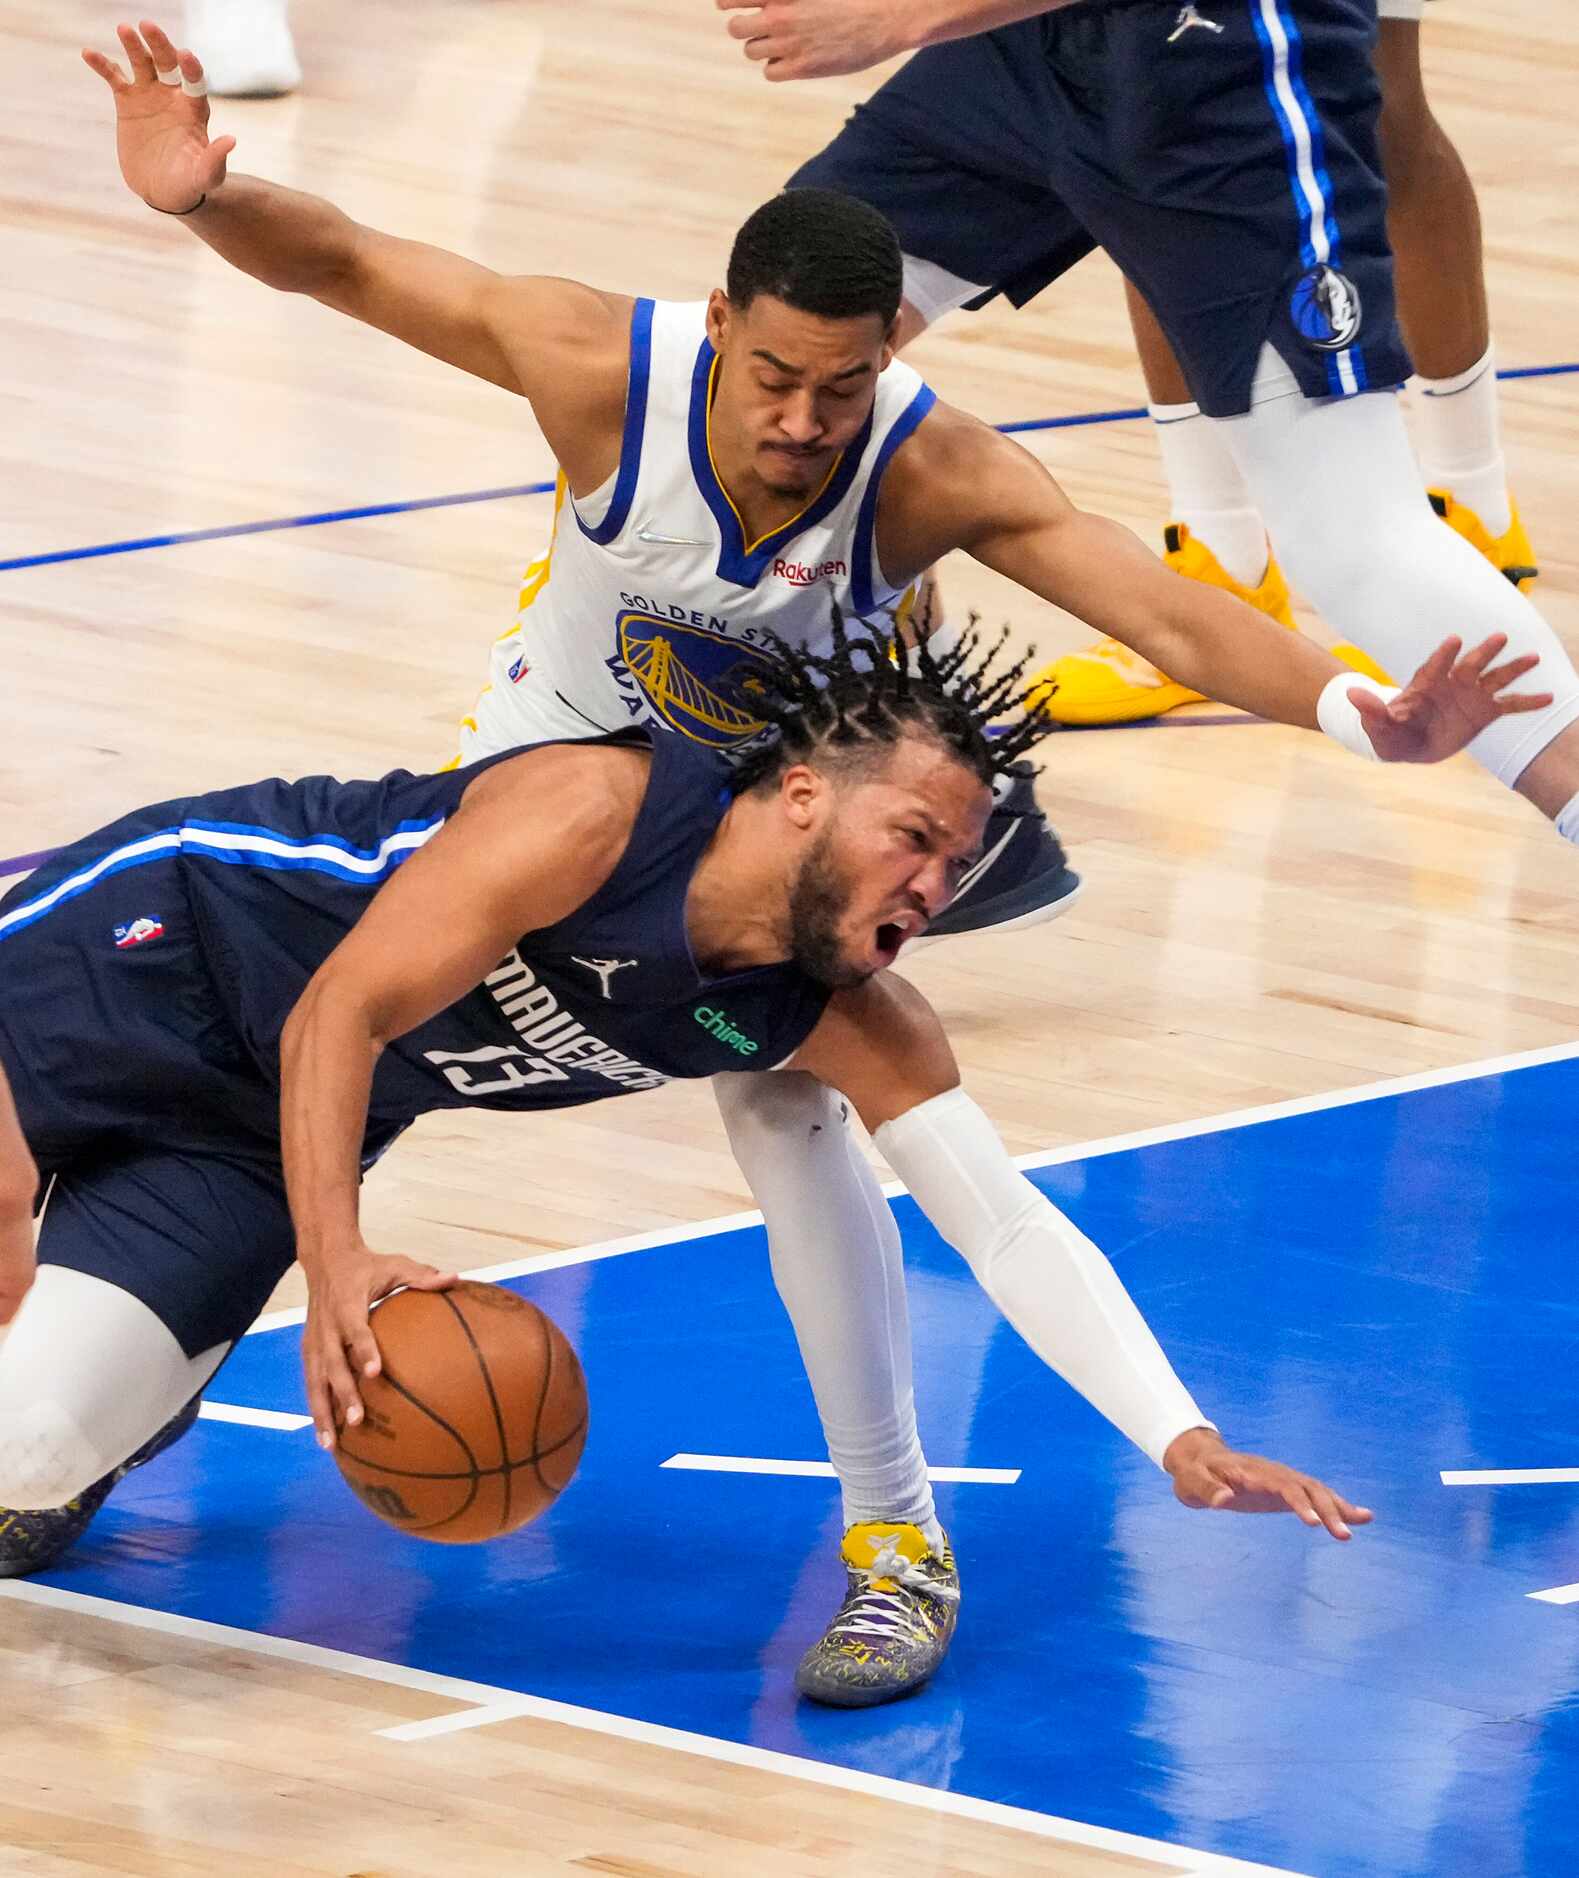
[332,1281,588,1543]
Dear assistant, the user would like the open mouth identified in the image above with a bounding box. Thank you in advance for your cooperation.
[873,910,926,966]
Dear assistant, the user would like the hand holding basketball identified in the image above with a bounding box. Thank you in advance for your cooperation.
[82,21,235,215]
[301,1238,458,1448]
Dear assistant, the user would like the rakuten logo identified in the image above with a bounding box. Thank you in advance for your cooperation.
[772,557,846,587]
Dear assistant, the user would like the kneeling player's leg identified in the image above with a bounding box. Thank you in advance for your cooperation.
[0,1146,295,1571]
[0,1265,224,1512]
[1220,364,1579,826]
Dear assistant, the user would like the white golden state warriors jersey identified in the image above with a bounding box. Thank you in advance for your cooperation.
[457,298,937,760]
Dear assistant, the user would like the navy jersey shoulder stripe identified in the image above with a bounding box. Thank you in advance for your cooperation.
[0,816,446,944]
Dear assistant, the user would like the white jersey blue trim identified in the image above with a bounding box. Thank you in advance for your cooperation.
[0,817,445,942]
[850,382,937,616]
[575,298,655,547]
[683,338,875,589]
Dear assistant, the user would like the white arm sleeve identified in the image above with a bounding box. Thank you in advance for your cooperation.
[874,1087,1214,1469]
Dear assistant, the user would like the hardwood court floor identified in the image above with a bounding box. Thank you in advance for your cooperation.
[0,0,1576,1871]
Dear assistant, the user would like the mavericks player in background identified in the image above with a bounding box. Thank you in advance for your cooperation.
[3,626,1492,1697]
[83,18,1550,1704]
[732,0,1579,791]
[1071,0,1540,721]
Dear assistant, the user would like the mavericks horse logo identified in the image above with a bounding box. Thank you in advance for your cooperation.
[615,611,775,749]
[1290,264,1363,352]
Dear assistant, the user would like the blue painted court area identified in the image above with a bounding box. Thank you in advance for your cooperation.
[34,1056,1579,1878]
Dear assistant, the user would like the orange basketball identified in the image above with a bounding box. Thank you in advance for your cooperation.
[333,1280,588,1543]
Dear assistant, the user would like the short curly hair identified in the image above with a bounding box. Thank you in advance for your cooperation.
[727,189,903,327]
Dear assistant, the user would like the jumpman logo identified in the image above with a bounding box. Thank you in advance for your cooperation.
[1168,4,1224,40]
[572,956,638,999]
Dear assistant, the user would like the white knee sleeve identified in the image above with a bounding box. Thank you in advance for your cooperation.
[0,1399,109,1510]
[1220,376,1579,787]
[0,1266,226,1508]
[714,1073,935,1533]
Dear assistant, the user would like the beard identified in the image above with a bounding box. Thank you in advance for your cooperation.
[785,829,868,990]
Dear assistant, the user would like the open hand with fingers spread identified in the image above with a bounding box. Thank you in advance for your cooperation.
[301,1240,458,1450]
[1164,1428,1374,1541]
[1357,632,1552,763]
[83,19,234,215]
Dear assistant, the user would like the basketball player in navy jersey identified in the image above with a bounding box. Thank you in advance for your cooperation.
[0,624,1539,1700]
[81,18,1556,1704]
[733,0,1579,767]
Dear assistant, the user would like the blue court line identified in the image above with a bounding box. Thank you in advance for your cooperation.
[6,361,1572,578]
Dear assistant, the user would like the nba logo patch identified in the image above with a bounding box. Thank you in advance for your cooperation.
[1291,265,1362,351]
[508,654,530,684]
[113,916,165,949]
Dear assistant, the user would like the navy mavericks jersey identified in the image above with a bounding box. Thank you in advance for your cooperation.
[0,733,831,1164]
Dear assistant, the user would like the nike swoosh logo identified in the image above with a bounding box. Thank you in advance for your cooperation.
[636,527,709,547]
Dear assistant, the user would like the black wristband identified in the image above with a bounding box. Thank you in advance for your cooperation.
[148,194,207,216]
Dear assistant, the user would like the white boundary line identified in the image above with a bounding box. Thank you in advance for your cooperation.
[0,1581,1309,1877]
[242,1036,1579,1334]
[661,1453,1021,1484]
[199,1402,311,1432]
[1529,1583,1579,1607]
[1441,1468,1579,1487]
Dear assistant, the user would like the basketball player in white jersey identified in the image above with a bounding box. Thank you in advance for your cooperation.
[84,19,1555,1706]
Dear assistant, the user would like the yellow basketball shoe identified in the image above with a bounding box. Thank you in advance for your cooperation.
[1428,489,1540,593]
[794,1522,960,1708]
[1028,524,1297,726]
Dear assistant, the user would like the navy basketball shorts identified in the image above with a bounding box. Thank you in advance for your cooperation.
[789,0,1413,417]
[0,813,294,1359]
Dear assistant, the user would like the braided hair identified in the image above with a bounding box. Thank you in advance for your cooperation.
[728,607,1057,797]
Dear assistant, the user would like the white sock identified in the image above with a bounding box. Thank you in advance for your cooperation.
[712,1074,939,1538]
[1220,369,1579,790]
[1413,344,1513,537]
[1151,400,1270,590]
[1557,791,1579,847]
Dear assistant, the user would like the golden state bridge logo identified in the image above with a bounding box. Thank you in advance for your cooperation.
[615,610,775,750]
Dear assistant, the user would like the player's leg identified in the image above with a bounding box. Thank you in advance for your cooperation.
[1219,355,1579,825]
[182,0,300,98]
[0,1147,296,1574]
[714,1070,960,1707]
[0,1267,221,1573]
[1375,6,1536,582]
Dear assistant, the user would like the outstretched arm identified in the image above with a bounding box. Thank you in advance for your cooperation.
[278,745,642,1445]
[83,23,629,424]
[717,0,1080,82]
[791,976,1372,1537]
[879,404,1550,757]
[0,1058,38,1327]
